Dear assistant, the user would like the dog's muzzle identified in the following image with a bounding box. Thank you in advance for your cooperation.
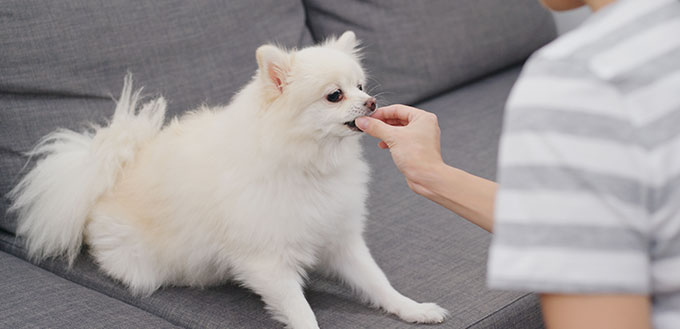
[344,97,377,131]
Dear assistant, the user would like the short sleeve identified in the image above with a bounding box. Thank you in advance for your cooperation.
[487,56,651,294]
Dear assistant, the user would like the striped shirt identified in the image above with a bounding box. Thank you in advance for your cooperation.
[487,0,680,327]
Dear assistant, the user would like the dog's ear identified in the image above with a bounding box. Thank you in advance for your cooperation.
[331,31,359,55]
[256,45,291,93]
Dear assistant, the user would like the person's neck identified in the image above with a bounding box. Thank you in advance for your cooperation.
[584,0,616,12]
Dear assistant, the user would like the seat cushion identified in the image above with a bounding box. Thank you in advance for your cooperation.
[0,250,181,328]
[0,65,544,328]
[0,0,313,233]
[304,0,556,105]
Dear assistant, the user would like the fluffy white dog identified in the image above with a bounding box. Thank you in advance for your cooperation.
[9,31,448,328]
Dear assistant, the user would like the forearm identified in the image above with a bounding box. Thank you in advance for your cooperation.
[406,163,497,232]
[541,294,652,329]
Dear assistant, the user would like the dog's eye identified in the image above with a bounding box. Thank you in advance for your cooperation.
[357,84,363,91]
[327,90,343,103]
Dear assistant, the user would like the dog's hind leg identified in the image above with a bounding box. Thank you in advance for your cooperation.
[232,258,319,329]
[86,205,164,296]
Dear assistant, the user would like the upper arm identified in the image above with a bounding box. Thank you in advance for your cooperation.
[540,294,651,329]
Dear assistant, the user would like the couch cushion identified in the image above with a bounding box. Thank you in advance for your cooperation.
[0,0,313,233]
[0,65,544,328]
[0,250,181,328]
[304,0,556,105]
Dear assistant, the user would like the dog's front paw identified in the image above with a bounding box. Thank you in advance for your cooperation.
[395,302,449,324]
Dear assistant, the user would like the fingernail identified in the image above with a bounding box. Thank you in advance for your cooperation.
[355,117,369,130]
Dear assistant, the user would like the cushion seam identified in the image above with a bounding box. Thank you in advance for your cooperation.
[0,234,272,328]
[464,293,538,329]
[0,249,186,328]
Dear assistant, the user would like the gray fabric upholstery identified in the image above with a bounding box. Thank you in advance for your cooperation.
[0,66,544,328]
[0,250,181,328]
[0,0,313,233]
[304,0,556,106]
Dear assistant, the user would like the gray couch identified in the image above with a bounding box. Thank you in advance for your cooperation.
[0,1,556,328]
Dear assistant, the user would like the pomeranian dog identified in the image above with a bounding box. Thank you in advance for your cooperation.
[8,31,448,328]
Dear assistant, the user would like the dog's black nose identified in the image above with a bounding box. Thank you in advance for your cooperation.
[364,97,376,112]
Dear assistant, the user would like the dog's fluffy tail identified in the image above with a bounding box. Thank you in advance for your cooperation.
[8,75,166,265]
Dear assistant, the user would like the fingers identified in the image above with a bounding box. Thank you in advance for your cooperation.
[355,116,395,141]
[358,104,436,151]
[384,118,407,126]
[371,104,425,124]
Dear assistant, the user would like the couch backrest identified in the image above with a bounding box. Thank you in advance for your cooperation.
[304,0,556,105]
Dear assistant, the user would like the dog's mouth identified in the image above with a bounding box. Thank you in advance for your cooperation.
[344,120,361,132]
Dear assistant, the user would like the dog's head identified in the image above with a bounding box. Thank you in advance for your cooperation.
[255,31,375,138]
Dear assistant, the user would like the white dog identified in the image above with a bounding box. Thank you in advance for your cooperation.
[9,31,448,329]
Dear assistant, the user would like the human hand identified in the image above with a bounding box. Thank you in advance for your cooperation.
[356,104,496,232]
[355,104,444,191]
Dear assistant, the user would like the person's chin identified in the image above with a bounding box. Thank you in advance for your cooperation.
[539,0,586,11]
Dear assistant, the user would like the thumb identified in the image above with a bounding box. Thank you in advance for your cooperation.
[355,116,394,140]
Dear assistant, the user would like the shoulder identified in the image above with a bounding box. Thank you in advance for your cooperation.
[507,0,680,125]
[538,0,679,66]
[533,0,680,89]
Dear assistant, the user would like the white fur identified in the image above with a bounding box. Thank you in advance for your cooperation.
[8,31,448,328]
